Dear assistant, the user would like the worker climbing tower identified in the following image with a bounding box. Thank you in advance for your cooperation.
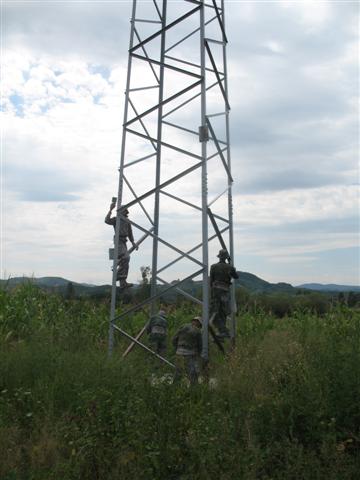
[108,0,235,363]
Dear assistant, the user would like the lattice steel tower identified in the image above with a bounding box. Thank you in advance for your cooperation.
[108,0,235,363]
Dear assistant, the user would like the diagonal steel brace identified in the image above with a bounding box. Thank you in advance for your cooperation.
[112,269,204,323]
[113,324,175,368]
[206,117,233,182]
[204,40,230,110]
[130,5,201,53]
[207,207,229,255]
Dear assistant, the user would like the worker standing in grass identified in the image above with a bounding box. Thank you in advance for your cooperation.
[105,198,138,289]
[147,309,168,356]
[172,316,202,385]
[210,249,239,338]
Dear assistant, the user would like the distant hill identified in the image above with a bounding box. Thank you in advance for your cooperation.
[297,283,360,293]
[235,272,295,294]
[0,277,110,297]
[0,276,71,288]
[1,275,358,296]
[0,273,296,296]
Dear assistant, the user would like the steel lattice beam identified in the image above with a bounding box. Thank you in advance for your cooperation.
[108,0,236,364]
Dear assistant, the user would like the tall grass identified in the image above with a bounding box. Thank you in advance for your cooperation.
[0,284,359,479]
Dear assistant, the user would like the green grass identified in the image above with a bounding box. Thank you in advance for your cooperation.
[0,284,359,479]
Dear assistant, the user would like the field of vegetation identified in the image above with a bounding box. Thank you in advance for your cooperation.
[0,283,359,479]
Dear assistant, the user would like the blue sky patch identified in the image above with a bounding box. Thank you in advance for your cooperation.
[60,97,75,104]
[89,64,110,79]
[40,104,50,114]
[9,94,25,117]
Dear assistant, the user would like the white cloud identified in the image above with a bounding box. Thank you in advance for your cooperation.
[235,185,358,226]
[2,1,359,286]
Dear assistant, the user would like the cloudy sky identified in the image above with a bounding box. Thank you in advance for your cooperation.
[1,0,359,287]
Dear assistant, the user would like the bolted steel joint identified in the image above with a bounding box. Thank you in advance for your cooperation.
[199,125,209,143]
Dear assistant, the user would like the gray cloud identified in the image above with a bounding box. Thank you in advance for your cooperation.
[241,216,359,236]
[229,3,358,61]
[235,169,349,194]
[4,163,84,202]
[227,23,358,194]
[4,2,131,64]
[225,3,358,197]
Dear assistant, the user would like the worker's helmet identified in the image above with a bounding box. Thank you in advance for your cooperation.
[217,248,230,260]
[192,316,202,327]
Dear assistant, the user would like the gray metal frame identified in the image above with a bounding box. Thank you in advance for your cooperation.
[108,0,235,362]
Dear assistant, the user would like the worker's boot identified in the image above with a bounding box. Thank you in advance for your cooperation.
[119,279,133,289]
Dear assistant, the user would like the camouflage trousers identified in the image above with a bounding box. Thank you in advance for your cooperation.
[116,240,130,280]
[173,355,200,385]
[149,334,167,356]
[211,287,230,335]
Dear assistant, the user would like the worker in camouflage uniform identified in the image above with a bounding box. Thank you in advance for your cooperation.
[172,316,202,385]
[210,248,238,338]
[105,200,138,289]
[147,309,168,356]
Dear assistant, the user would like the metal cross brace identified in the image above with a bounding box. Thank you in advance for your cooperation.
[211,0,228,43]
[130,5,201,54]
[134,27,160,83]
[206,117,233,182]
[204,40,230,110]
[112,268,204,324]
[125,76,202,127]
[207,207,229,255]
[113,324,176,368]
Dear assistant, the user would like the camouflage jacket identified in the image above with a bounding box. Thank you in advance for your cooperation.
[210,261,238,290]
[147,314,167,337]
[172,324,202,356]
[105,212,134,243]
